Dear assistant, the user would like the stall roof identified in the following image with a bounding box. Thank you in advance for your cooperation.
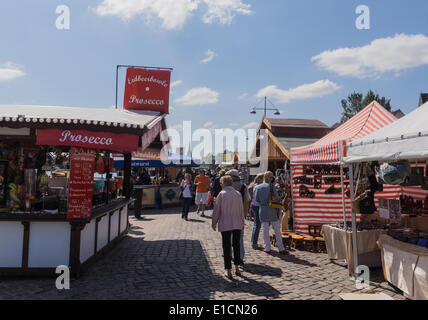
[0,105,164,134]
[290,101,397,164]
[344,101,428,163]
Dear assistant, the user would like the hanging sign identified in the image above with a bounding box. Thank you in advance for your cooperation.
[140,121,162,152]
[123,68,171,114]
[67,147,96,220]
[36,129,139,152]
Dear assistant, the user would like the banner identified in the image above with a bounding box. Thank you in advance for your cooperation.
[36,129,139,152]
[140,121,162,152]
[67,147,95,220]
[123,68,171,114]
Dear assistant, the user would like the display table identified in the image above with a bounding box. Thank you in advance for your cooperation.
[0,198,132,277]
[377,234,428,300]
[322,225,387,274]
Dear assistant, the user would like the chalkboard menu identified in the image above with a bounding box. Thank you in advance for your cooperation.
[67,147,96,220]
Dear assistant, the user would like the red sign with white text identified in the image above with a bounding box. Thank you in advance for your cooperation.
[141,121,162,152]
[123,68,171,114]
[36,129,139,152]
[67,147,95,220]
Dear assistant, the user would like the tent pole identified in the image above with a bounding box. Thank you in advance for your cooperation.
[349,164,359,277]
[339,141,347,228]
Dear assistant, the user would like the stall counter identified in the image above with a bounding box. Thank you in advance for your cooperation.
[0,198,133,277]
[377,234,428,300]
[322,225,387,274]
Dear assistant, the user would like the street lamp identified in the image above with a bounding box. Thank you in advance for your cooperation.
[250,96,281,117]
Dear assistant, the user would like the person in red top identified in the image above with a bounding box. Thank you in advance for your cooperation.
[194,170,211,217]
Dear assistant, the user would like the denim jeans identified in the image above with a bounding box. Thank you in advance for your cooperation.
[181,197,192,218]
[251,205,261,245]
[221,230,241,270]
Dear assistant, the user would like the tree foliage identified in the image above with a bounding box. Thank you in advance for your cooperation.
[340,90,392,123]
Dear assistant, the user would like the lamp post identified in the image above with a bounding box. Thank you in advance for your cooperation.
[250,96,281,117]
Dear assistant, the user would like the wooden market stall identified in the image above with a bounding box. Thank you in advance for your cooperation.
[344,101,428,299]
[249,117,331,173]
[0,105,167,276]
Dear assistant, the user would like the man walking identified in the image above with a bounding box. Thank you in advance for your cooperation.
[194,169,210,217]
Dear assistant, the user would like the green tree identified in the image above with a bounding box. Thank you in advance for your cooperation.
[340,90,392,123]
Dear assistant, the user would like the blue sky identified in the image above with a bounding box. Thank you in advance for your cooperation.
[1,0,428,138]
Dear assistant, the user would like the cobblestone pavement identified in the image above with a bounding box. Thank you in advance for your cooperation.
[0,206,406,300]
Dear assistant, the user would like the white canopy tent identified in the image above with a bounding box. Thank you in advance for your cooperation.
[344,101,428,164]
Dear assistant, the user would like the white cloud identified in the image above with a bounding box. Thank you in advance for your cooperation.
[243,121,258,129]
[170,80,183,94]
[95,0,252,30]
[201,49,217,64]
[256,80,341,104]
[171,80,183,88]
[229,122,239,127]
[0,62,25,82]
[202,0,252,24]
[311,34,428,78]
[175,87,219,106]
[237,93,247,100]
[203,121,214,128]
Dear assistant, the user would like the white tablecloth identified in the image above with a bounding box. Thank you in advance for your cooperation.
[377,234,428,300]
[322,225,387,274]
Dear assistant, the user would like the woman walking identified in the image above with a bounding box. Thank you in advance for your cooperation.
[180,173,194,221]
[248,173,264,250]
[255,171,287,254]
[212,175,245,279]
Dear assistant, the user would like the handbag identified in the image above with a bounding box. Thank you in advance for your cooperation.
[269,183,282,209]
[206,191,213,207]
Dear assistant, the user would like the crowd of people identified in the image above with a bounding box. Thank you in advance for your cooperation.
[178,167,292,279]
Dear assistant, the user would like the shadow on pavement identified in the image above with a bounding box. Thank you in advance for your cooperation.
[272,252,318,267]
[242,263,283,277]
[59,238,282,300]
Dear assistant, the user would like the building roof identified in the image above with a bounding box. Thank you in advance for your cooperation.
[276,136,321,151]
[392,109,405,119]
[0,104,165,135]
[420,93,428,106]
[266,118,329,129]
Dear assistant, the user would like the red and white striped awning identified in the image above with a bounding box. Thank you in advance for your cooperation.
[290,101,397,164]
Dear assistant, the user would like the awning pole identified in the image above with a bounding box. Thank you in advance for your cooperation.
[349,164,359,277]
[339,141,347,228]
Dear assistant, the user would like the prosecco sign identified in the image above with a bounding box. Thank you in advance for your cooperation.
[36,129,139,152]
[123,68,171,114]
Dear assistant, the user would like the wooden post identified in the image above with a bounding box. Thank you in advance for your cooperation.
[123,153,132,199]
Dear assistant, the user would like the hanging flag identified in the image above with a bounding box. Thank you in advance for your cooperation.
[123,67,171,114]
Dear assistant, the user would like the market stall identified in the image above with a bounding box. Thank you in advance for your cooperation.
[114,153,200,209]
[0,105,167,276]
[344,101,428,298]
[290,101,398,234]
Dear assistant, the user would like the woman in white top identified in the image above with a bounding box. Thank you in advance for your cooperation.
[180,173,194,221]
[248,173,264,249]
